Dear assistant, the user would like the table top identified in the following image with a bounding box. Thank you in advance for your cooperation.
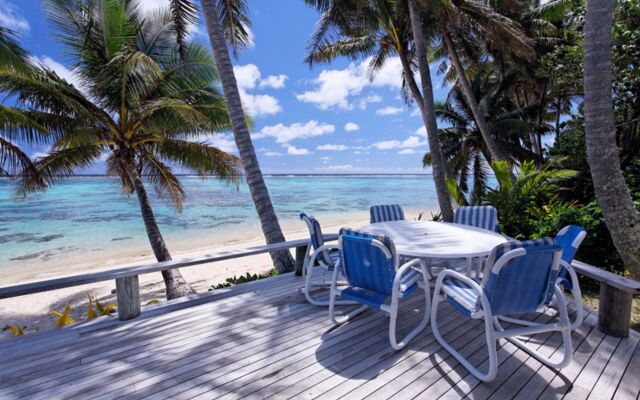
[358,220,508,259]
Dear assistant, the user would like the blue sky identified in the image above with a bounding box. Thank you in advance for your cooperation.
[1,0,455,174]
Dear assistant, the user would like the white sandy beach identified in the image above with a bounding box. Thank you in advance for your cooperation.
[0,210,432,340]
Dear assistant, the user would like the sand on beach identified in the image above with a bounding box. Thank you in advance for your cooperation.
[0,210,434,340]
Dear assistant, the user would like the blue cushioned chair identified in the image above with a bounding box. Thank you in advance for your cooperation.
[453,205,499,232]
[431,239,572,382]
[555,225,587,329]
[300,213,351,306]
[369,204,405,224]
[325,228,430,350]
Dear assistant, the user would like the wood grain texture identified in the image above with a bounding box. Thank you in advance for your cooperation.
[0,274,638,400]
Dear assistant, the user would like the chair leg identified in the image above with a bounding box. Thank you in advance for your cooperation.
[304,261,354,306]
[494,286,572,370]
[431,279,498,382]
[389,267,431,350]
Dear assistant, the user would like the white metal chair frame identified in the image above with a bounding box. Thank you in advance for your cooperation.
[431,247,573,382]
[317,237,431,350]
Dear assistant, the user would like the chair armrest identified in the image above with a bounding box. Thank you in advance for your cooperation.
[392,258,425,298]
[436,268,484,296]
[308,244,340,267]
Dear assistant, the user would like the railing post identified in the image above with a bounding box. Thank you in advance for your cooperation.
[295,244,308,276]
[598,283,632,338]
[116,275,141,320]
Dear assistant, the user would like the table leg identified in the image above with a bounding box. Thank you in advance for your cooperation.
[466,257,473,277]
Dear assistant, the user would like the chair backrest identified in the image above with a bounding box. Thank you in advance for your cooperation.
[483,239,561,316]
[339,228,398,296]
[370,204,405,224]
[453,206,498,232]
[555,225,587,264]
[300,213,333,266]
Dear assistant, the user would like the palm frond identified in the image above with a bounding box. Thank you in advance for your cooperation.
[167,0,199,59]
[216,0,252,56]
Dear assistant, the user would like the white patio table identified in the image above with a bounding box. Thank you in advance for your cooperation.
[359,220,508,276]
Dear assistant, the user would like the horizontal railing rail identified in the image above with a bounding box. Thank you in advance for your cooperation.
[0,233,637,337]
[0,234,338,320]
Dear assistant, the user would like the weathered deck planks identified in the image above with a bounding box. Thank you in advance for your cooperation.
[0,273,638,400]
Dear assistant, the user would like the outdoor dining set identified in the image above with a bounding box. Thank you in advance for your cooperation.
[299,205,587,383]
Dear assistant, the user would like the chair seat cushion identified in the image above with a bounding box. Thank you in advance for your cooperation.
[341,287,389,309]
[399,269,421,295]
[442,278,481,317]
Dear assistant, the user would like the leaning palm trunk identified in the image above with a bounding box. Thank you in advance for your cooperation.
[129,166,195,299]
[200,0,295,272]
[584,0,640,278]
[441,29,509,163]
[407,0,454,222]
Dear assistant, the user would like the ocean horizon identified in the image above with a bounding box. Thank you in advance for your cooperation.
[0,175,486,282]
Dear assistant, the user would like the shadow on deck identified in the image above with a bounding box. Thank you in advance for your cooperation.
[0,273,638,399]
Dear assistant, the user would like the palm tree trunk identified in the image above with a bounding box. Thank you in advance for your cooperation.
[200,0,295,273]
[129,166,195,299]
[407,0,454,222]
[584,0,640,278]
[441,29,509,163]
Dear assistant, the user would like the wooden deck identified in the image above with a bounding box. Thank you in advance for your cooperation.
[0,273,638,400]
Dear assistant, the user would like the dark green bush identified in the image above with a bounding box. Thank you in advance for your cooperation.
[208,269,277,291]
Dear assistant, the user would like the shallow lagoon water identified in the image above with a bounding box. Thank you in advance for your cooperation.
[0,175,451,275]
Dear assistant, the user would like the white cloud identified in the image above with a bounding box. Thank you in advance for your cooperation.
[234,64,262,90]
[317,144,348,151]
[233,64,287,117]
[321,164,356,172]
[0,0,30,32]
[286,145,311,155]
[296,56,405,110]
[255,120,335,143]
[264,151,283,157]
[376,106,404,116]
[296,65,369,110]
[205,134,237,153]
[234,64,288,90]
[372,135,427,150]
[344,122,360,132]
[240,93,282,117]
[398,149,417,155]
[260,74,288,89]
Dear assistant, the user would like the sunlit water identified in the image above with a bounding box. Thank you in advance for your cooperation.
[0,175,466,278]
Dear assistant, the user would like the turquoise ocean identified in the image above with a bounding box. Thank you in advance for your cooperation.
[0,175,458,281]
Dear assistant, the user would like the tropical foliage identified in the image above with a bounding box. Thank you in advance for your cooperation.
[0,0,242,299]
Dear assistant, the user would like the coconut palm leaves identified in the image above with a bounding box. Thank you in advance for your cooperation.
[1,0,241,299]
[0,27,47,185]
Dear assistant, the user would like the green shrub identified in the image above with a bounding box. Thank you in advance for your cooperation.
[208,269,277,291]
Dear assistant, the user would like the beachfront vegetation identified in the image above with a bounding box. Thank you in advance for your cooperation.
[0,0,244,299]
[0,28,45,186]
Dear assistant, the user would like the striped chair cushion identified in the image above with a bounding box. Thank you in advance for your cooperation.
[484,242,562,316]
[300,213,334,267]
[442,278,481,317]
[555,225,586,289]
[453,206,499,232]
[370,204,405,224]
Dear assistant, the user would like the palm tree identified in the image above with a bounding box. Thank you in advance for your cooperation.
[0,27,45,185]
[583,0,640,278]
[189,0,295,273]
[304,0,454,221]
[407,0,454,221]
[424,68,543,200]
[0,0,243,299]
[431,0,535,163]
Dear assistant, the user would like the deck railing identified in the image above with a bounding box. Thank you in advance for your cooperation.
[0,233,637,337]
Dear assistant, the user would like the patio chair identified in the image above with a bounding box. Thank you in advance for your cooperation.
[453,205,499,232]
[555,225,587,330]
[370,204,405,224]
[325,228,430,350]
[300,213,351,306]
[431,239,572,382]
